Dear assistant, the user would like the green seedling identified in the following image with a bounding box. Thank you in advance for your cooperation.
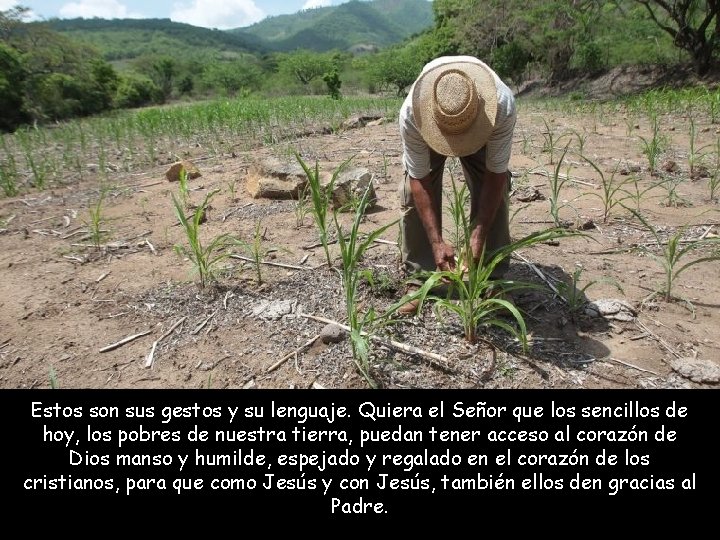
[541,118,572,164]
[295,152,353,268]
[178,167,191,209]
[547,146,578,227]
[556,266,624,318]
[0,155,19,197]
[630,208,720,303]
[84,188,108,250]
[639,115,666,175]
[236,220,276,284]
[49,366,59,389]
[173,189,237,288]
[226,178,238,203]
[708,138,720,202]
[583,156,630,223]
[333,183,398,388]
[392,179,576,347]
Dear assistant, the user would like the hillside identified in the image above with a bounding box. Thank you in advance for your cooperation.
[42,18,266,62]
[233,0,434,52]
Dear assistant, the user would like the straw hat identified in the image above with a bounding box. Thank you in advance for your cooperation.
[412,61,498,157]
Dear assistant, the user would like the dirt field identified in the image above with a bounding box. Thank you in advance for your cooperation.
[1,101,719,390]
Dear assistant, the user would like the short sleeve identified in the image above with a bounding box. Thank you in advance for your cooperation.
[399,92,432,180]
[484,85,516,173]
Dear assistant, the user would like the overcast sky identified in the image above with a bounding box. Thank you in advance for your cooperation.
[0,0,354,29]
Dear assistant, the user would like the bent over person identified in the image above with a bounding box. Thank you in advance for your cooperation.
[397,55,517,315]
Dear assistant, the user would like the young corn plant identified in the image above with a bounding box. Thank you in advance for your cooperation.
[295,152,353,268]
[333,184,398,388]
[395,179,574,347]
[541,118,572,165]
[621,175,659,215]
[639,115,666,176]
[293,182,312,228]
[547,145,577,227]
[236,220,273,284]
[173,189,236,288]
[49,366,59,389]
[0,155,19,197]
[444,179,470,249]
[583,156,630,223]
[84,187,108,250]
[178,167,191,209]
[709,138,720,202]
[630,209,720,303]
[556,266,624,319]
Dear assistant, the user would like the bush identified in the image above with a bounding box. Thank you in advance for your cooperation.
[491,41,531,84]
[114,73,163,109]
[575,41,604,73]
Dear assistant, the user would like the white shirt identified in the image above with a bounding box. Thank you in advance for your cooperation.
[399,56,516,178]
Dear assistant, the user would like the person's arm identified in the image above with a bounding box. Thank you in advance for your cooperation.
[409,176,456,271]
[469,170,507,263]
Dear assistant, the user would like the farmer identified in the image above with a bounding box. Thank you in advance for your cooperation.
[397,55,516,315]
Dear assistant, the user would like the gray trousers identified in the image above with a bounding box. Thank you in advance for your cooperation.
[398,148,511,278]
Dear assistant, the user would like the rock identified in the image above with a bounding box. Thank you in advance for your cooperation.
[330,167,376,211]
[165,160,202,182]
[319,323,346,344]
[585,298,636,321]
[577,219,596,231]
[661,159,678,173]
[514,187,545,202]
[690,165,710,180]
[619,163,642,175]
[342,115,382,130]
[670,357,720,384]
[246,157,309,199]
[251,299,295,319]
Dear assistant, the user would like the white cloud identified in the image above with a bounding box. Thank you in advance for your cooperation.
[0,1,17,10]
[59,0,143,19]
[171,0,265,29]
[302,0,332,9]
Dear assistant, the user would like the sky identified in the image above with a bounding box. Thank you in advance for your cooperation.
[0,0,353,29]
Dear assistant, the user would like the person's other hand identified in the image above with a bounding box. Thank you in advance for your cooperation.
[432,240,456,271]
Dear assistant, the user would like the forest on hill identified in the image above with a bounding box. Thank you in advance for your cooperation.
[1,1,718,131]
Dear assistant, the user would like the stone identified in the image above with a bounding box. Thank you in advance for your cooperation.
[342,115,382,130]
[330,167,376,212]
[619,163,642,176]
[165,160,202,182]
[514,187,545,202]
[670,357,720,384]
[585,298,636,321]
[246,157,309,199]
[319,323,346,344]
[661,159,678,173]
[251,299,295,319]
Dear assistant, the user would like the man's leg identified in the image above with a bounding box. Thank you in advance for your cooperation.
[398,150,447,275]
[459,149,511,278]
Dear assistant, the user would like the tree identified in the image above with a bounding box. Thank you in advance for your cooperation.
[200,61,262,96]
[276,50,333,85]
[634,0,719,75]
[367,46,424,96]
[323,69,342,99]
[0,42,28,130]
[134,55,177,102]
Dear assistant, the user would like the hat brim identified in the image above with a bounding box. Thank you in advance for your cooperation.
[412,61,498,157]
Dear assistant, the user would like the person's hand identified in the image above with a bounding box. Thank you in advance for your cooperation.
[432,240,456,271]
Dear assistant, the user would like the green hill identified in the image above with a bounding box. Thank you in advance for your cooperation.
[42,18,266,62]
[233,0,434,52]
